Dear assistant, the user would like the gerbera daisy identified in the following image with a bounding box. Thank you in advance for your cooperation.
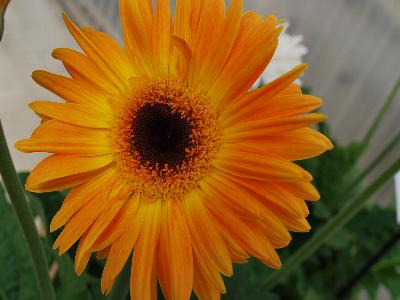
[16,0,333,299]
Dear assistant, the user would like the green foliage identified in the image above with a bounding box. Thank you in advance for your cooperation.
[0,184,41,300]
[0,177,106,300]
[1,123,399,300]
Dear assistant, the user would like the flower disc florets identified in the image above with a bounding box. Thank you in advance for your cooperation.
[114,78,220,201]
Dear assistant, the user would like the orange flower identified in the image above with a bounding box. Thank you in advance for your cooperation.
[16,1,333,299]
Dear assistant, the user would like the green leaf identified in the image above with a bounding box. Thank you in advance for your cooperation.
[0,183,41,300]
[312,201,332,220]
[55,255,92,300]
[325,228,354,250]
[303,289,320,300]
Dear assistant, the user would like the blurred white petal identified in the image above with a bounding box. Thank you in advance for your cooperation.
[254,23,308,88]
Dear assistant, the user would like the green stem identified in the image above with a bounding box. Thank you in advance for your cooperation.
[361,79,400,149]
[345,130,400,193]
[261,156,400,291]
[108,260,131,300]
[0,121,56,300]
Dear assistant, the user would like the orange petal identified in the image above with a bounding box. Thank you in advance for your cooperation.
[183,190,232,280]
[63,14,128,89]
[16,119,112,155]
[211,14,280,108]
[280,216,311,233]
[52,48,120,95]
[53,194,108,254]
[213,150,303,181]
[228,127,333,161]
[188,0,225,89]
[223,94,322,128]
[220,64,307,123]
[29,101,111,129]
[158,200,193,300]
[278,180,321,201]
[15,136,111,156]
[30,119,107,139]
[214,171,306,219]
[200,175,261,220]
[174,0,192,40]
[244,221,282,269]
[130,200,162,300]
[249,95,322,120]
[256,204,292,249]
[171,34,192,78]
[26,154,113,192]
[97,246,110,260]
[82,28,136,83]
[101,193,145,294]
[91,193,140,252]
[212,217,249,264]
[193,263,222,300]
[209,200,280,269]
[50,167,118,232]
[75,232,92,275]
[191,0,242,90]
[120,0,155,77]
[223,113,327,141]
[32,70,111,111]
[75,187,128,271]
[153,0,172,75]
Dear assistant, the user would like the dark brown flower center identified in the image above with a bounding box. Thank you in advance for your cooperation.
[132,103,192,169]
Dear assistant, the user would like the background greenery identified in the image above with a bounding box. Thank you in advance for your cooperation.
[1,121,399,300]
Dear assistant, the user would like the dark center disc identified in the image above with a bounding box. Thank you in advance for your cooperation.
[132,103,192,169]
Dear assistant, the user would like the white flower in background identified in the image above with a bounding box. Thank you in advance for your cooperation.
[253,23,308,88]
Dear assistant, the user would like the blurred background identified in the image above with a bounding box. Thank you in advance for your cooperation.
[0,0,399,299]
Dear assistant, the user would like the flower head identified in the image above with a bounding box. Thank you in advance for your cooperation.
[16,1,333,299]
